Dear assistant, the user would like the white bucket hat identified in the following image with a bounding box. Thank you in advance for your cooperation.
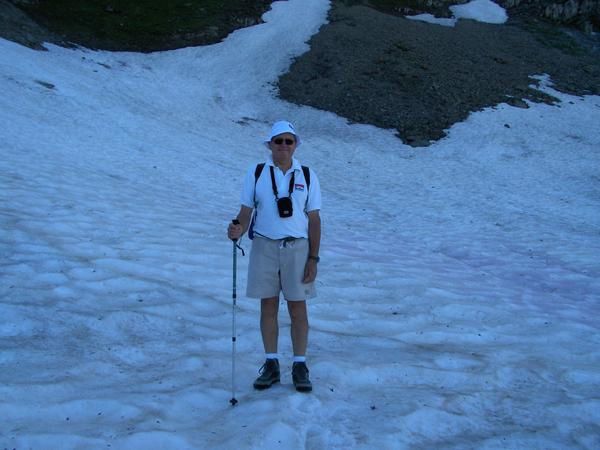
[264,120,301,147]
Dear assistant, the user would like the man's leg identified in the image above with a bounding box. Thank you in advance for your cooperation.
[254,297,281,390]
[287,300,308,357]
[261,297,280,353]
[287,300,312,392]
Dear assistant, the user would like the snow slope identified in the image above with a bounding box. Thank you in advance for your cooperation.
[1,0,599,448]
[407,0,507,27]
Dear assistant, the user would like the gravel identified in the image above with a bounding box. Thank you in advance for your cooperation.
[277,2,600,146]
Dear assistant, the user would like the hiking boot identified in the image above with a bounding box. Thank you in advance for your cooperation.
[253,359,280,390]
[292,362,312,392]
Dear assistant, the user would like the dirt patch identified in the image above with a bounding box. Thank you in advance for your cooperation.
[277,2,600,146]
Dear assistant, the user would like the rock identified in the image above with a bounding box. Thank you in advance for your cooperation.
[498,0,600,33]
[506,97,530,108]
[0,0,61,49]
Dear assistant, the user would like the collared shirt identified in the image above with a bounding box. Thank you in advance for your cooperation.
[241,157,321,240]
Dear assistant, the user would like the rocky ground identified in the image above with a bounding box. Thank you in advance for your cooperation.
[2,0,599,146]
[279,2,600,145]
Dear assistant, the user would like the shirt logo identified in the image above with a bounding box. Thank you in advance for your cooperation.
[295,184,305,191]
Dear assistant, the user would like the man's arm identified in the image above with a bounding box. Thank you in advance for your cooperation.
[303,210,321,283]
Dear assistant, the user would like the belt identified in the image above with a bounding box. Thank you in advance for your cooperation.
[255,234,302,248]
[280,236,299,248]
[255,232,301,243]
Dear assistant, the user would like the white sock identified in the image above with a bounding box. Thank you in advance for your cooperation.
[266,353,279,360]
[293,355,306,363]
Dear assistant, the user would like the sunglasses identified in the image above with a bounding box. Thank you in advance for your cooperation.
[273,138,295,145]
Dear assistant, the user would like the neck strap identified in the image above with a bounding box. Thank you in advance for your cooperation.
[269,165,295,200]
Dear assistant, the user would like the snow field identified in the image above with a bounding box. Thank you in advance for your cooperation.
[1,0,599,448]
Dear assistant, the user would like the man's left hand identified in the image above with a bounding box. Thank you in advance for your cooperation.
[303,259,318,283]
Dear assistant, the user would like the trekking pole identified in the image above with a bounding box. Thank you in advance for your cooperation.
[229,219,240,406]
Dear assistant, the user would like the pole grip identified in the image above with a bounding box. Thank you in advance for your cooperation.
[231,219,240,242]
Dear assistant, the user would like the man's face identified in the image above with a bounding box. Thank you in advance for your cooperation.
[269,132,297,165]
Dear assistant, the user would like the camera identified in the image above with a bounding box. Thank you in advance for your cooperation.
[277,197,293,218]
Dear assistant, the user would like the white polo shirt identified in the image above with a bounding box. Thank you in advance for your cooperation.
[241,157,321,240]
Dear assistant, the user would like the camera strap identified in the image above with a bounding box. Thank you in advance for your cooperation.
[269,165,295,200]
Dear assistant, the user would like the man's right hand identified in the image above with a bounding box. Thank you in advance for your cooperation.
[228,221,243,241]
[228,207,252,241]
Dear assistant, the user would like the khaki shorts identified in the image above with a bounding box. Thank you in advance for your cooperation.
[246,236,316,301]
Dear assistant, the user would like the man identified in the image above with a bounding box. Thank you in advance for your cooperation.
[227,120,321,393]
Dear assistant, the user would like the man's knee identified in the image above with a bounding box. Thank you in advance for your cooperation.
[287,301,308,322]
[261,297,279,317]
